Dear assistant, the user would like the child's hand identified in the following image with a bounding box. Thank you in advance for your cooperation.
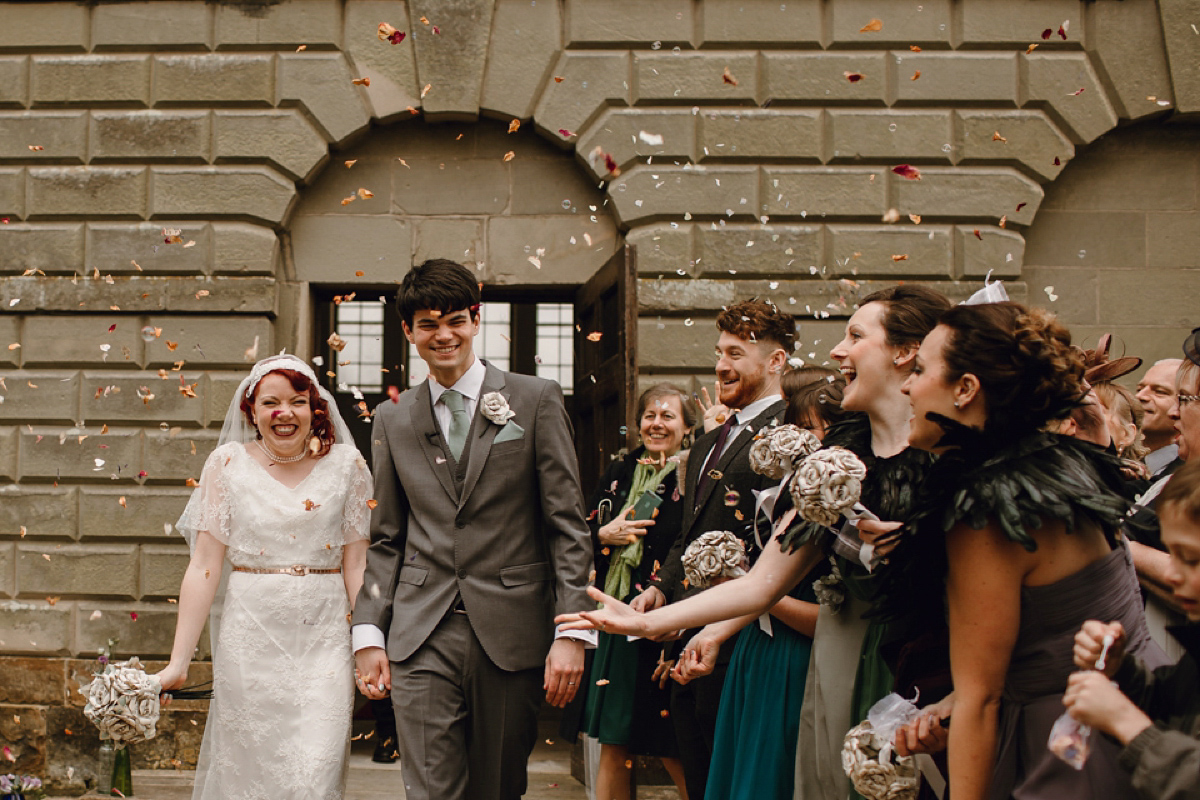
[1073,620,1126,677]
[1062,671,1152,745]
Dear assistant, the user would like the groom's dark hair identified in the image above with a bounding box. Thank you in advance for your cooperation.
[396,259,482,328]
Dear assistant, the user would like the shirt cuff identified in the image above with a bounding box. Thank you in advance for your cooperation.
[555,625,598,648]
[352,623,386,653]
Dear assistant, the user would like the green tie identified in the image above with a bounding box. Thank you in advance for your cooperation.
[441,389,470,461]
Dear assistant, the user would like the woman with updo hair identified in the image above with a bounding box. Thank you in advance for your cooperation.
[898,303,1167,800]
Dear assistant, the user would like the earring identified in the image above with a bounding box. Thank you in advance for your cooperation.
[953,400,960,409]
[893,357,900,366]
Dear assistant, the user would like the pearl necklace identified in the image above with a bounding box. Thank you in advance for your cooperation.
[254,438,308,464]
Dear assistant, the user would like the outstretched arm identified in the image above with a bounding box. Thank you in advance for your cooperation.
[157,531,226,694]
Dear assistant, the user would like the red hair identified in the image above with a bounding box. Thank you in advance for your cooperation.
[239,368,334,457]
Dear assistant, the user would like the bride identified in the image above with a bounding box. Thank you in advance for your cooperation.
[157,354,373,800]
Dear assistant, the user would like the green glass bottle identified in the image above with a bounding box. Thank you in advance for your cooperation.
[111,745,133,796]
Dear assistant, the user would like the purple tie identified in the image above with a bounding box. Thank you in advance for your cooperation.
[694,416,737,511]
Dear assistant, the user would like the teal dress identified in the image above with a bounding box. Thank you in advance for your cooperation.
[705,575,822,800]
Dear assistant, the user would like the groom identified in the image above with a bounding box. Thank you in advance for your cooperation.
[353,259,595,800]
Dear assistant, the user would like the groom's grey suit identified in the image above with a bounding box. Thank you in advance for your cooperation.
[354,360,593,800]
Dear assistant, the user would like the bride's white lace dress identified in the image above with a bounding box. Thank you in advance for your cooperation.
[179,442,372,800]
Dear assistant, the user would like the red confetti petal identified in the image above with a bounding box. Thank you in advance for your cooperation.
[604,152,618,174]
[107,324,117,333]
[1041,28,1053,40]
[1058,24,1068,40]
[1070,87,1085,96]
[1016,202,1027,212]
[844,71,865,83]
[1053,157,1061,166]
[973,229,983,240]
[389,30,406,44]
[891,164,922,181]
[387,385,401,403]
[558,128,576,138]
[130,611,139,621]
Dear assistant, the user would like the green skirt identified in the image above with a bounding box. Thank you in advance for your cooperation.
[582,630,678,757]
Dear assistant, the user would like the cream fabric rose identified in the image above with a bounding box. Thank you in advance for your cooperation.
[480,391,515,426]
[790,446,867,527]
[81,656,163,746]
[748,425,821,480]
[681,531,746,589]
[841,721,919,800]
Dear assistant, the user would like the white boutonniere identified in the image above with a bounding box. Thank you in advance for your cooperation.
[480,391,516,426]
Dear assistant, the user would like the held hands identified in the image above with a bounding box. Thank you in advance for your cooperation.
[354,647,391,700]
[699,383,733,434]
[598,507,655,548]
[544,638,585,708]
[1062,671,1152,745]
[894,692,953,757]
[1073,620,1127,676]
[555,586,653,639]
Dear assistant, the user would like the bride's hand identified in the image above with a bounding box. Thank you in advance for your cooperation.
[555,586,652,638]
[156,662,188,706]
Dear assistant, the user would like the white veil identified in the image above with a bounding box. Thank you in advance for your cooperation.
[175,353,355,656]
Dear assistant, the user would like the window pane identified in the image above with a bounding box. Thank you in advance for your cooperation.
[334,301,385,393]
[535,303,574,394]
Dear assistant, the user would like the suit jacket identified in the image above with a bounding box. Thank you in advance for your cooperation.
[651,399,787,602]
[353,361,594,672]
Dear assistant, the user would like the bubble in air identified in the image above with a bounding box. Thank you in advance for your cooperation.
[140,326,158,342]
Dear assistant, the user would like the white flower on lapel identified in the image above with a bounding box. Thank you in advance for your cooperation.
[480,391,516,426]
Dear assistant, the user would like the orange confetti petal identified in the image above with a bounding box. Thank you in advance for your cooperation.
[891,254,909,262]
[722,65,738,86]
[860,18,883,33]
[507,119,521,134]
[352,77,370,86]
[503,151,515,162]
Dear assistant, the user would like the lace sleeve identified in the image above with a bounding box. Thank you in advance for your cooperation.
[341,450,373,544]
[175,444,235,550]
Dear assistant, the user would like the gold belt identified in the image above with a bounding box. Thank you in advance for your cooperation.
[231,565,341,576]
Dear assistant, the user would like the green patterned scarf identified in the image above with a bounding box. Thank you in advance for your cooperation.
[602,459,677,603]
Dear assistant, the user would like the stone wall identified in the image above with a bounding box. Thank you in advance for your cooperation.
[0,0,1198,792]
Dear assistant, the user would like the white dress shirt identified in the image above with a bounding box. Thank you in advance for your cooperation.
[699,393,784,466]
[1146,444,1179,478]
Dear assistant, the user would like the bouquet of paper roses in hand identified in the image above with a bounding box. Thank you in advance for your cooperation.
[841,693,922,800]
[681,531,747,590]
[748,424,822,481]
[80,657,166,748]
[788,446,872,527]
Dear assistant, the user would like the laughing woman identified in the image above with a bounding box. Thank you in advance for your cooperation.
[900,303,1167,800]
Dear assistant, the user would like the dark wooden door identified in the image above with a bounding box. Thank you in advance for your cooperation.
[573,244,637,497]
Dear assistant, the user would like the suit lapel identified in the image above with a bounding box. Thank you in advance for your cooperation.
[409,381,458,503]
[682,427,718,531]
[691,399,786,517]
[457,363,505,510]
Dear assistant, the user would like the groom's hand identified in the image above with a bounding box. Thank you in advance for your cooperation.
[354,647,391,699]
[544,638,585,708]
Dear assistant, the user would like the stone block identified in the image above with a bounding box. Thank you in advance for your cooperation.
[31,55,152,106]
[93,2,213,51]
[509,156,608,215]
[480,0,562,119]
[694,224,824,277]
[829,1,953,48]
[0,111,87,163]
[140,545,191,598]
[1084,0,1174,120]
[959,0,1083,45]
[607,165,760,226]
[0,486,77,540]
[153,54,275,107]
[699,109,821,162]
[1023,210,1146,269]
[0,703,45,775]
[86,222,210,275]
[0,57,28,108]
[565,0,692,46]
[577,108,695,176]
[142,429,218,483]
[406,0,495,119]
[75,603,179,658]
[0,655,65,704]
[342,0,420,121]
[278,53,371,143]
[484,215,620,285]
[214,110,328,182]
[0,318,16,369]
[634,51,759,105]
[0,543,11,597]
[22,314,143,368]
[291,214,412,283]
[1021,266,1099,326]
[145,315,272,368]
[90,110,211,163]
[206,373,246,428]
[0,428,15,480]
[764,167,887,218]
[1022,53,1118,144]
[81,371,206,426]
[954,110,1073,182]
[826,224,955,277]
[79,488,191,540]
[956,226,1025,279]
[0,600,71,653]
[0,2,88,52]
[638,316,719,369]
[393,158,508,215]
[0,370,79,424]
[533,51,631,144]
[1041,140,1197,212]
[412,218,484,265]
[638,277,738,313]
[1097,268,1200,327]
[131,708,208,768]
[150,167,295,225]
[829,109,953,162]
[699,0,823,46]
[894,53,1018,106]
[7,275,275,315]
[1148,212,1200,268]
[212,223,278,275]
[763,52,888,106]
[27,167,147,219]
[893,167,1042,224]
[1161,0,1200,114]
[0,223,85,274]
[17,426,141,482]
[0,167,23,219]
[627,224,695,276]
[214,0,342,49]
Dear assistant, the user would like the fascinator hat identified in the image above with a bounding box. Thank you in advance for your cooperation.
[218,353,353,451]
[1184,327,1200,369]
